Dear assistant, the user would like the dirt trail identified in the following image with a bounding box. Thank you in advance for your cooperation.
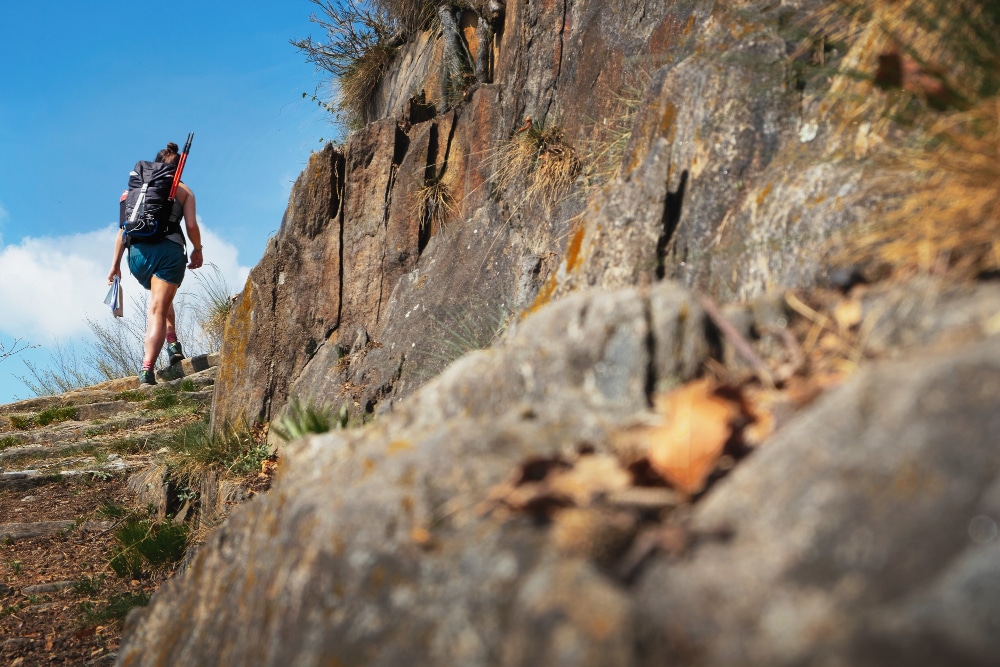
[0,356,254,665]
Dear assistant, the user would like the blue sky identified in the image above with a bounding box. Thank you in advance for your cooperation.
[0,1,341,401]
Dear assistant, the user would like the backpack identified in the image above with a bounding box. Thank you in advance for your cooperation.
[119,160,181,244]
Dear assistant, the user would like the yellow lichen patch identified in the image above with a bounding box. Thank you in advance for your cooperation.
[564,224,587,273]
[659,102,677,142]
[755,182,773,208]
[214,279,255,406]
[528,272,559,315]
[362,458,376,477]
[387,440,414,455]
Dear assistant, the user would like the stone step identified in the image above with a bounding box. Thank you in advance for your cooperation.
[0,520,75,541]
[5,416,165,446]
[156,352,221,382]
[0,460,147,489]
[0,440,103,466]
[21,581,75,595]
[0,520,113,542]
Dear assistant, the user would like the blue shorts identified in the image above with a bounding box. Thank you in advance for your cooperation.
[128,241,187,289]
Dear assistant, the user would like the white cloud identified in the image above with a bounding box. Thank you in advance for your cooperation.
[0,222,252,343]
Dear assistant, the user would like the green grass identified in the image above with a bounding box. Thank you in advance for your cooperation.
[80,591,150,627]
[179,378,196,392]
[97,500,129,520]
[146,387,180,410]
[36,405,78,426]
[109,518,188,578]
[114,389,146,402]
[108,435,152,457]
[73,575,104,596]
[271,397,348,442]
[8,414,34,430]
[8,405,78,430]
[164,418,272,480]
[0,435,20,450]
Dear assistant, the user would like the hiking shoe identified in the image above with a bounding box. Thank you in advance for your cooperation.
[166,341,185,366]
[138,369,157,386]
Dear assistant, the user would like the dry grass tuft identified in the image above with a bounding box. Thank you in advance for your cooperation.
[817,1,1000,279]
[413,177,455,233]
[379,0,437,35]
[839,99,1000,278]
[810,0,1000,147]
[493,121,581,207]
[339,43,398,127]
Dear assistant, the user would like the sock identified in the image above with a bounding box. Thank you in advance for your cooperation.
[142,361,154,371]
[166,332,178,344]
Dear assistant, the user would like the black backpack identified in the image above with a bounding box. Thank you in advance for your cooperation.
[119,160,180,244]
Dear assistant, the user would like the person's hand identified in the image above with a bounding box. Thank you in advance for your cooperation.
[107,266,121,285]
[188,247,204,269]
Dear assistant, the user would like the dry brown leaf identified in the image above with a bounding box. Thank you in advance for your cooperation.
[628,379,740,495]
[410,527,433,547]
[547,454,632,507]
[833,299,863,332]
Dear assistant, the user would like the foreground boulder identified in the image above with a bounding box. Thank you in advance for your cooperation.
[119,281,1000,665]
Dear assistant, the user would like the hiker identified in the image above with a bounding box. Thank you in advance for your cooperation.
[106,141,204,386]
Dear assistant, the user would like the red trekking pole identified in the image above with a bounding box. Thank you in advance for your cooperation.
[168,132,194,201]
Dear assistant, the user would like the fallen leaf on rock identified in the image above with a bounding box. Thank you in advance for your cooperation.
[547,454,631,507]
[410,527,434,548]
[615,379,741,495]
[833,298,863,332]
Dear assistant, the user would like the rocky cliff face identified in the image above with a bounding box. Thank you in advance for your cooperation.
[122,1,1000,665]
[213,0,873,429]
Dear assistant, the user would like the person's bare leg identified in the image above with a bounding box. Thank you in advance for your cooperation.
[144,277,179,368]
[165,301,177,341]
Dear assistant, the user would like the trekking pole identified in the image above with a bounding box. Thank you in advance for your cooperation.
[168,132,194,201]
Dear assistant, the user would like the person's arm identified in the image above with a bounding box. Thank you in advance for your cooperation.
[177,183,203,269]
[107,230,125,285]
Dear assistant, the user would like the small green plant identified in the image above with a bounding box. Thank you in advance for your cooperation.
[109,518,188,578]
[35,405,78,426]
[180,378,196,392]
[80,591,150,627]
[73,575,104,596]
[8,414,34,430]
[271,397,348,442]
[97,500,129,520]
[147,387,180,410]
[8,560,23,575]
[109,435,148,456]
[0,435,20,450]
[114,389,146,402]
[165,419,272,481]
[1,602,24,618]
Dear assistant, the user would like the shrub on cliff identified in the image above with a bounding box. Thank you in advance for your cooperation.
[292,0,437,128]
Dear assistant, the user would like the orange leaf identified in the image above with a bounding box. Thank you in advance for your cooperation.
[547,454,632,507]
[646,379,739,494]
